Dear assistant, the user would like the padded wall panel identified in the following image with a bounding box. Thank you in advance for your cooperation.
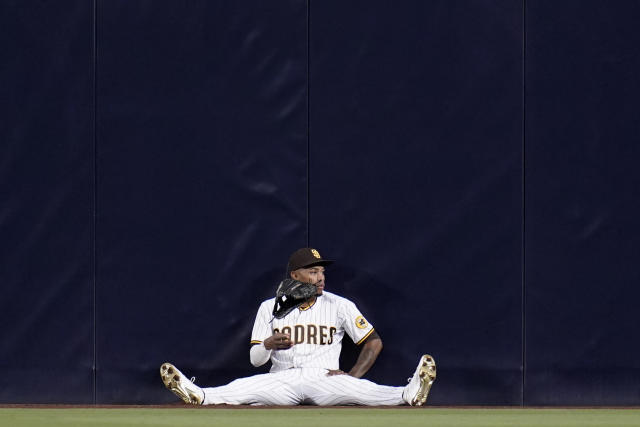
[96,0,307,403]
[0,1,94,403]
[309,1,523,404]
[525,1,640,405]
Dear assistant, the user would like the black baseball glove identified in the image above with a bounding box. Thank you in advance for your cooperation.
[272,278,317,319]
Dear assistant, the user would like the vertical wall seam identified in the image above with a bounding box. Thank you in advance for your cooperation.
[306,0,311,247]
[92,0,98,405]
[521,0,527,407]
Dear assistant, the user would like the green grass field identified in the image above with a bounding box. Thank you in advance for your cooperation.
[2,408,640,427]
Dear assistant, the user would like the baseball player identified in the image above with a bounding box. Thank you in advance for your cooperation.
[160,248,436,405]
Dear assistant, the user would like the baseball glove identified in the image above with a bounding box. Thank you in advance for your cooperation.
[272,278,317,319]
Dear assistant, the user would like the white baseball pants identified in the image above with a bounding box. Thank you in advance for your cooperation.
[202,368,405,406]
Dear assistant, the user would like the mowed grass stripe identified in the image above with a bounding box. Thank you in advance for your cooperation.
[1,408,640,427]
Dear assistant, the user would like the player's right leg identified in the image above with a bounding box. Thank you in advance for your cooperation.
[160,363,205,405]
[201,369,302,405]
[160,363,302,405]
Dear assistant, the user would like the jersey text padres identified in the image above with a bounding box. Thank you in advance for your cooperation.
[250,291,375,372]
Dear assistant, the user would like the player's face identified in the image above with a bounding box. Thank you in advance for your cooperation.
[291,266,325,295]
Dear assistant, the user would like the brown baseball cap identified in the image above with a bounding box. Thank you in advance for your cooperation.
[287,248,333,272]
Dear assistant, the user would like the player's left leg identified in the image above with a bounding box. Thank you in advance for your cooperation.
[301,368,404,406]
[402,354,437,406]
[301,355,437,406]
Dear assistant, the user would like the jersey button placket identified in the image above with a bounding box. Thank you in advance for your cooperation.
[289,309,300,368]
[291,309,300,368]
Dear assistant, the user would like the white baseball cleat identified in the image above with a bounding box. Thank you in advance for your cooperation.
[402,354,436,406]
[160,362,204,405]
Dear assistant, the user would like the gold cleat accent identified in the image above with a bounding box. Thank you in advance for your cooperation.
[160,362,204,405]
[403,354,437,406]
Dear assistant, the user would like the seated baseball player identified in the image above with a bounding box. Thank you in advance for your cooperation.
[160,247,436,406]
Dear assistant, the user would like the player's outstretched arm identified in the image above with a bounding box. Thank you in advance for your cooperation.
[346,331,383,378]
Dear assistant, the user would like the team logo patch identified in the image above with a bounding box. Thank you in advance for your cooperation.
[355,316,368,329]
[311,249,321,259]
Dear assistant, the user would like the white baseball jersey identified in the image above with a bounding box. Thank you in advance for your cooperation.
[200,290,407,406]
[250,291,375,372]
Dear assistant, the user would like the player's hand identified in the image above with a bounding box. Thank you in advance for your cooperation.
[326,369,347,376]
[264,333,294,350]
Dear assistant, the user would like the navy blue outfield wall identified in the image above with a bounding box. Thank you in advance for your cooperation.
[95,0,308,404]
[524,1,640,405]
[0,0,94,404]
[1,0,640,405]
[308,0,523,405]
